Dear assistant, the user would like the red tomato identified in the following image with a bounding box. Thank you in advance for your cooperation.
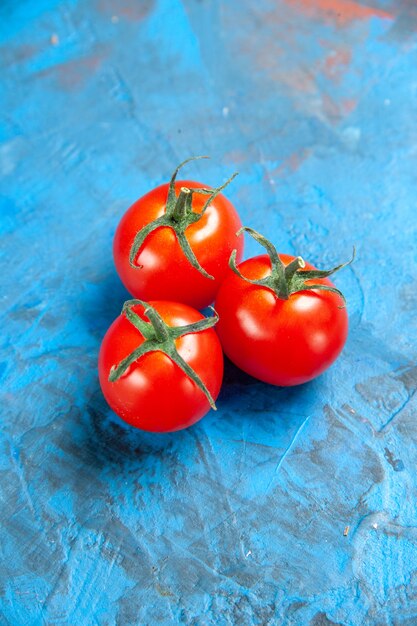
[113,158,243,310]
[98,300,223,432]
[215,229,351,386]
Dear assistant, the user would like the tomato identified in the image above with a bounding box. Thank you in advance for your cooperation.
[215,228,353,386]
[113,157,244,310]
[98,300,223,432]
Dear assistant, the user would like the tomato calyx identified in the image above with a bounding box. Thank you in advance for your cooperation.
[129,156,238,279]
[229,227,355,305]
[108,299,219,409]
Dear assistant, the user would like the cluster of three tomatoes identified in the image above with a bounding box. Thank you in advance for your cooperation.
[99,157,352,433]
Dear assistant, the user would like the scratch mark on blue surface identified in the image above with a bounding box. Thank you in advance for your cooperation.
[378,388,416,433]
[264,414,311,495]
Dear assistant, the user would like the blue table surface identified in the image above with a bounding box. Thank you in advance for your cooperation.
[2,0,417,624]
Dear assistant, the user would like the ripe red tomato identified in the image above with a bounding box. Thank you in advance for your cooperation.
[113,158,243,310]
[215,228,352,386]
[98,300,223,432]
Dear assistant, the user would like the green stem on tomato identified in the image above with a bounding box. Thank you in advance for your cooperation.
[229,227,355,306]
[129,157,238,279]
[108,299,219,410]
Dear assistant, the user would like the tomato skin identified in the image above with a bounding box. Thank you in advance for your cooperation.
[98,301,223,432]
[113,180,243,310]
[215,254,348,386]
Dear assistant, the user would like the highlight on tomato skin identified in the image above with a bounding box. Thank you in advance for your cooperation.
[215,227,353,387]
[98,300,224,433]
[113,157,244,310]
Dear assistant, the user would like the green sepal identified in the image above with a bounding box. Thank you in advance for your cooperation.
[166,156,209,208]
[229,227,354,305]
[128,215,167,269]
[129,157,238,279]
[108,299,219,410]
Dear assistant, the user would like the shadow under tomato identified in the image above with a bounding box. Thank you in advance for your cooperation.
[204,354,322,445]
[219,355,313,405]
[83,385,191,469]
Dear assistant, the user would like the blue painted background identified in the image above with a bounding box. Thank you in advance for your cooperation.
[2,0,417,624]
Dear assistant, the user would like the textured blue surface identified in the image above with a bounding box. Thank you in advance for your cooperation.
[2,0,417,624]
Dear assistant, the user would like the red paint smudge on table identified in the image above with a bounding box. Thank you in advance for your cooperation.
[224,149,249,165]
[272,148,313,177]
[324,48,352,81]
[284,0,392,26]
[96,0,155,22]
[322,93,358,122]
[33,53,105,91]
[342,98,357,115]
[267,65,317,93]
